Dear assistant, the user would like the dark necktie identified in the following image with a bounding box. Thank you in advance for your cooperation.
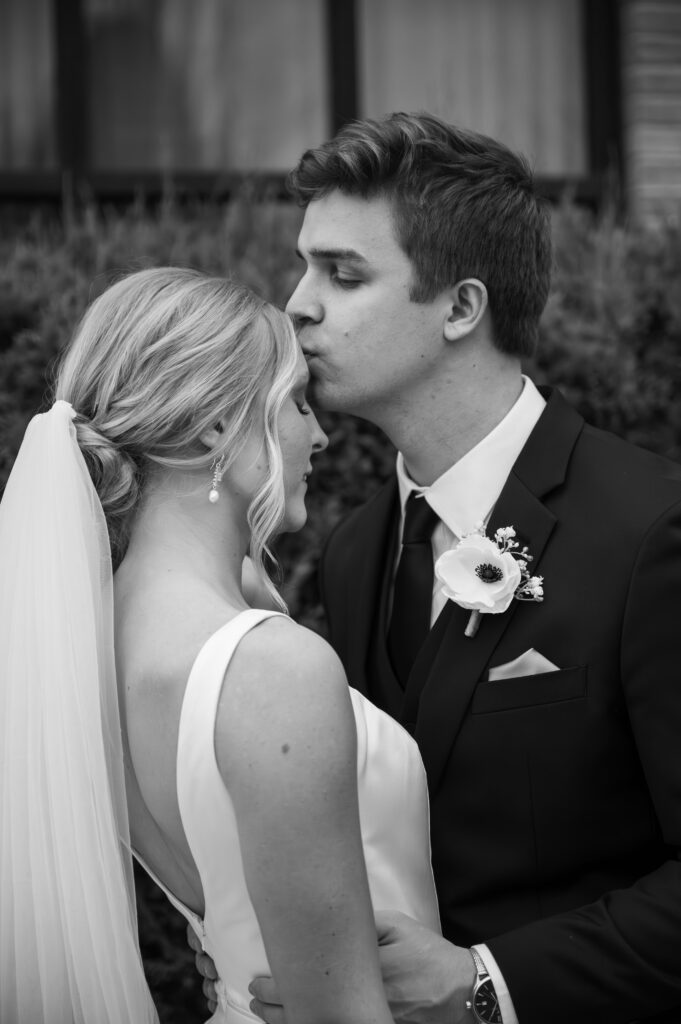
[387,493,439,688]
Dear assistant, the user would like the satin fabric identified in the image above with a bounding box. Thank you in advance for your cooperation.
[137,608,440,1023]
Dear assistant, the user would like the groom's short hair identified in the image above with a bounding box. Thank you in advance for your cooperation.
[288,112,552,358]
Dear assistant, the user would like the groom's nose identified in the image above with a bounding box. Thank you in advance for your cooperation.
[285,276,323,328]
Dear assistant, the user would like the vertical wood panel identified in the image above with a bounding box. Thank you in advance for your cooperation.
[327,0,359,132]
[358,0,587,176]
[582,0,623,191]
[0,0,56,168]
[54,0,89,182]
[621,0,681,219]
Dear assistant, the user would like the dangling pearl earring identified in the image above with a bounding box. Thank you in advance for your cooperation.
[208,454,226,503]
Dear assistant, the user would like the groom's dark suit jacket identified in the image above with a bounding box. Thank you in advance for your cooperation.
[320,388,681,1024]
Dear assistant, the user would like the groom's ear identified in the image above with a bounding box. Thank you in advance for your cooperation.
[442,278,488,342]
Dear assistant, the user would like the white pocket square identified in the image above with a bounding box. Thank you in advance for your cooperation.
[488,649,559,681]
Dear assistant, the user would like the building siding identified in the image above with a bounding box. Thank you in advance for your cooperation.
[621,0,681,220]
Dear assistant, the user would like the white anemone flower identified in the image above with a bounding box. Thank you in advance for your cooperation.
[435,533,521,614]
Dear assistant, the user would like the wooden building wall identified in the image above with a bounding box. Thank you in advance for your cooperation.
[8,0,680,219]
[621,0,681,220]
[0,0,588,179]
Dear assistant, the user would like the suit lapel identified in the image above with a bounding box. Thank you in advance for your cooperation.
[413,388,584,792]
[342,480,399,695]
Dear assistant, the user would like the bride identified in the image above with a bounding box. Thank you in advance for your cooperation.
[0,267,440,1024]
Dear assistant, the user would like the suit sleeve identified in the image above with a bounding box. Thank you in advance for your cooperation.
[486,498,681,1024]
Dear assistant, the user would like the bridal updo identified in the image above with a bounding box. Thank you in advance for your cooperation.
[55,267,299,594]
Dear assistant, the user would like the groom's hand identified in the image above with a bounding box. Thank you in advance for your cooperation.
[374,909,475,1024]
[187,923,219,1015]
[248,910,476,1024]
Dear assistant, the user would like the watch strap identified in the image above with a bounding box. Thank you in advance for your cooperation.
[470,947,489,979]
[467,948,502,1024]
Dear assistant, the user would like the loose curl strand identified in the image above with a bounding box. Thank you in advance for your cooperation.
[247,309,300,595]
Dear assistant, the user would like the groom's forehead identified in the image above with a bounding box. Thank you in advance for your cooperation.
[297,192,398,255]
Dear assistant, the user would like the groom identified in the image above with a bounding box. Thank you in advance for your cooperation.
[214,113,681,1023]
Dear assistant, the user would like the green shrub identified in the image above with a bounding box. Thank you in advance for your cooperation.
[530,202,681,462]
[1,195,680,1021]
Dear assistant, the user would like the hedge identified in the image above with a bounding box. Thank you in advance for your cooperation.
[1,195,680,1021]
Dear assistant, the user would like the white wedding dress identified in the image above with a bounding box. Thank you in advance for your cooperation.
[136,608,440,1023]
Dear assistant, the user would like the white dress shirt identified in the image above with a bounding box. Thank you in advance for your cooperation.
[395,375,546,625]
[394,375,546,1024]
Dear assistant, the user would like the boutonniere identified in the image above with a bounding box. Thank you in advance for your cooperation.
[434,526,544,639]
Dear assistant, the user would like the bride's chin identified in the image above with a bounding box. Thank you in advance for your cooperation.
[279,502,308,535]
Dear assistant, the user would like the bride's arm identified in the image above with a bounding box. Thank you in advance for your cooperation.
[215,617,394,1024]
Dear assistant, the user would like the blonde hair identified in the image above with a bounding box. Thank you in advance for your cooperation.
[55,267,299,607]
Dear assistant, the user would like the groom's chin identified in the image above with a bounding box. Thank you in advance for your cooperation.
[307,374,325,401]
[308,376,350,416]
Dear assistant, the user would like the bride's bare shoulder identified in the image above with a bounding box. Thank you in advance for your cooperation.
[223,614,347,703]
[215,615,355,797]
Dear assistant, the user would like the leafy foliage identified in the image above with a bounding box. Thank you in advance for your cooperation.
[1,195,680,1020]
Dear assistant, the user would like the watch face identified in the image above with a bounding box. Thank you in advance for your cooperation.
[474,978,502,1024]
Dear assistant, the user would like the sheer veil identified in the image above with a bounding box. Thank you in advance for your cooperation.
[0,402,158,1023]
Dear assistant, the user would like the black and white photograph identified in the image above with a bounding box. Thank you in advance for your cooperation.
[1,2,681,1022]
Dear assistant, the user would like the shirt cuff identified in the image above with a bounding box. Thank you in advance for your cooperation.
[473,944,519,1024]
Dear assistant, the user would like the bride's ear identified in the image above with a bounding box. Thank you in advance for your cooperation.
[199,419,226,451]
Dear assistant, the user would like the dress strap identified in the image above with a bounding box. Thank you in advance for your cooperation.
[175,609,288,929]
[177,606,288,808]
[179,609,288,757]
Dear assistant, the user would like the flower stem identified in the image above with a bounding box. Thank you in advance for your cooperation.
[465,610,482,638]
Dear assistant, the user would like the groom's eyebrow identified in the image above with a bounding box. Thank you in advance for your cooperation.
[296,247,369,266]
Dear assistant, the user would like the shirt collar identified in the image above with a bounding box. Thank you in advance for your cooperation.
[396,376,546,538]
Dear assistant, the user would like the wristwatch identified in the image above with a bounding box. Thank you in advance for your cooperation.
[465,948,502,1023]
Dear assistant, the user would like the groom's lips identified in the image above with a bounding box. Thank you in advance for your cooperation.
[304,353,325,384]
